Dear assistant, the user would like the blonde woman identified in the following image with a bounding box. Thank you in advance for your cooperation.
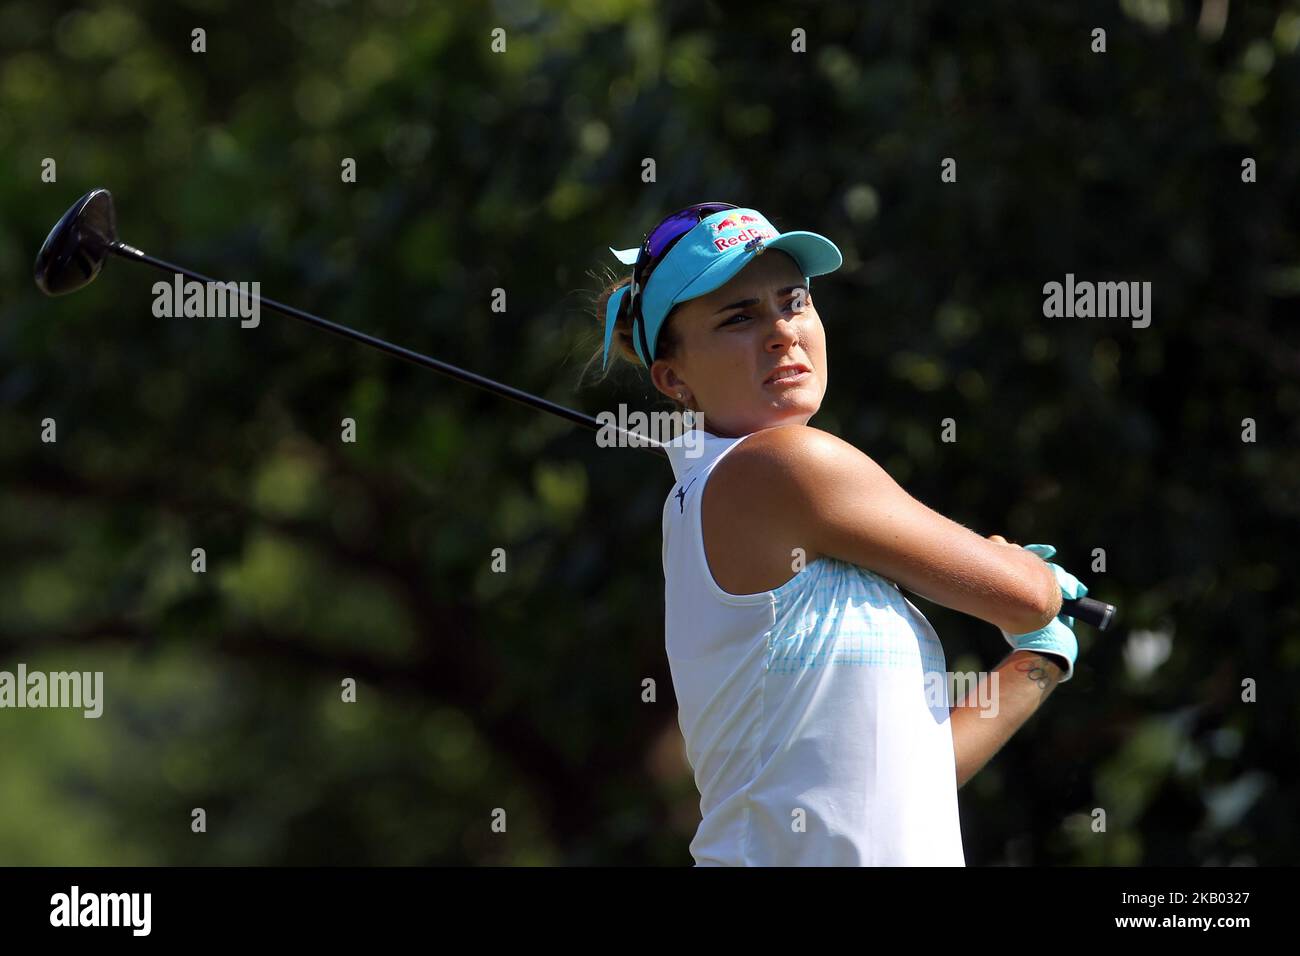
[595,202,1089,866]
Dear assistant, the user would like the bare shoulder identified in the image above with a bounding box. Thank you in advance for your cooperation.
[728,423,842,466]
[709,424,901,548]
[706,424,883,538]
[717,424,878,496]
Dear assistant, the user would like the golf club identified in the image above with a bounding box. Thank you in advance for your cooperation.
[34,188,666,452]
[33,187,1116,632]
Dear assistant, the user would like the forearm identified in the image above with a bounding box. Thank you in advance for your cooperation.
[949,650,1064,789]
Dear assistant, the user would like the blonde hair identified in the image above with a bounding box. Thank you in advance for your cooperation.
[580,266,687,410]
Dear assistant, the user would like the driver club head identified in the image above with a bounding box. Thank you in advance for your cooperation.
[34,187,119,296]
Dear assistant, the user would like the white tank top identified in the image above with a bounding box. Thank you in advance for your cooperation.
[661,429,966,866]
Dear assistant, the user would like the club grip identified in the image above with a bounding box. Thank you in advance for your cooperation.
[1061,596,1116,630]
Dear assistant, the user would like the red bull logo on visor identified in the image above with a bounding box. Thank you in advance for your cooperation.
[710,213,773,251]
[710,213,761,234]
[712,225,774,252]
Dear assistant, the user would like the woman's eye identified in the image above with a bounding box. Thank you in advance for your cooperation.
[719,300,806,327]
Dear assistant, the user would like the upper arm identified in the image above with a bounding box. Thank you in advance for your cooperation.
[730,425,1060,634]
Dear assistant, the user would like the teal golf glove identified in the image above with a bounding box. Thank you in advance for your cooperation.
[1000,543,1089,683]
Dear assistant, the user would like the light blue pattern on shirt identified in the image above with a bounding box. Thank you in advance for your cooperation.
[764,558,947,674]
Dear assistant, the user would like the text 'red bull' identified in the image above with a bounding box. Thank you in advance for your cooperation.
[713,226,774,252]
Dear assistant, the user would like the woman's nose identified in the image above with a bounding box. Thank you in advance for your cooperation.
[766,314,800,348]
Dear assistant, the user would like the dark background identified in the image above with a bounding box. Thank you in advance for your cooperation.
[1,0,1296,865]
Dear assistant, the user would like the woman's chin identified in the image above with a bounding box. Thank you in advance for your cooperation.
[757,396,821,428]
[768,385,821,413]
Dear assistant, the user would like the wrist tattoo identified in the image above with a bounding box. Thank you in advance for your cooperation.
[1013,654,1056,690]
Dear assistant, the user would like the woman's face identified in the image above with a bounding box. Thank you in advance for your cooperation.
[650,251,827,437]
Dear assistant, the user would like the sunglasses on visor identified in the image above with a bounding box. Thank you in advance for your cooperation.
[621,201,739,364]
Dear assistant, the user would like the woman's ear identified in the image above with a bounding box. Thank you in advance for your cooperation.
[650,360,691,405]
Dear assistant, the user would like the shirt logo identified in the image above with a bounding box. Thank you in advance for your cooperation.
[674,477,699,514]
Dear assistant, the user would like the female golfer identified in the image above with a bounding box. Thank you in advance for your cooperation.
[595,203,1089,866]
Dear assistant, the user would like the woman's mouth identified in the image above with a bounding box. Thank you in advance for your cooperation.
[764,364,811,387]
